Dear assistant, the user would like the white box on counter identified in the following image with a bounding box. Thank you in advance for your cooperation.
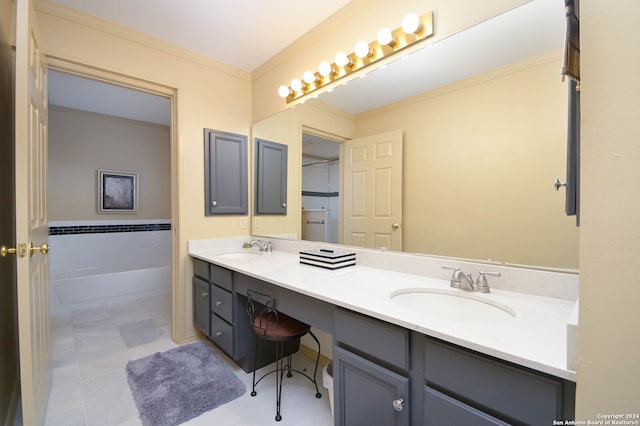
[299,248,356,270]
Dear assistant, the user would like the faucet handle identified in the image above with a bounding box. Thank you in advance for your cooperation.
[442,266,462,289]
[474,271,501,293]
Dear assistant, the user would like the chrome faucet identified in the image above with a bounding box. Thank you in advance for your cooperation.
[442,266,501,293]
[442,266,475,291]
[247,239,273,252]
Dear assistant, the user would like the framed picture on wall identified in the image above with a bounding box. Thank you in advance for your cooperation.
[98,169,138,213]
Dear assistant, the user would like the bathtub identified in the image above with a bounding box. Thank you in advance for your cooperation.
[49,220,172,314]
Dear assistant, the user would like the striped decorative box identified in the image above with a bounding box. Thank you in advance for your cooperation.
[299,248,356,270]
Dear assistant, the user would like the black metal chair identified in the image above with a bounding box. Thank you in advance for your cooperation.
[246,289,322,421]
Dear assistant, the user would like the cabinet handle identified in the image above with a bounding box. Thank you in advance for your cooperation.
[282,202,286,208]
[212,200,217,207]
[202,292,208,298]
[216,331,223,337]
[392,398,405,412]
[216,301,223,307]
[554,178,567,191]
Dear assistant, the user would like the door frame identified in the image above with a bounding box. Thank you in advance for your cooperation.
[0,4,19,422]
[300,126,348,243]
[46,58,181,339]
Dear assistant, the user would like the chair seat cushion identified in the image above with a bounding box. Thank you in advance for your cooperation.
[253,311,311,340]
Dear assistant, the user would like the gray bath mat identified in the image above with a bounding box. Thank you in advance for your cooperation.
[126,341,246,425]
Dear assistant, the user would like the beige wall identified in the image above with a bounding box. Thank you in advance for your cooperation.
[48,107,171,221]
[37,2,253,341]
[576,0,640,418]
[355,54,579,269]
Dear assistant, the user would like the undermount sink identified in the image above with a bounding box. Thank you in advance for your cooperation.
[217,251,263,259]
[390,288,516,323]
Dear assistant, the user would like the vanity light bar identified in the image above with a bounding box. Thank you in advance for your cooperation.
[278,11,434,104]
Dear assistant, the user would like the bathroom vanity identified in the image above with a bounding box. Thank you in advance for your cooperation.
[192,258,301,372]
[189,238,577,425]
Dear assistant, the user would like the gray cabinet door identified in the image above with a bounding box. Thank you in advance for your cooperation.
[204,128,248,215]
[192,277,210,336]
[334,346,410,426]
[255,138,287,215]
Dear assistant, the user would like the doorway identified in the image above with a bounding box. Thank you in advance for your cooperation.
[47,65,177,332]
[301,130,342,244]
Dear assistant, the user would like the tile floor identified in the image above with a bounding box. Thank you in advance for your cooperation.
[43,293,334,426]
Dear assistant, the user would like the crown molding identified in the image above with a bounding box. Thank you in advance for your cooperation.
[35,0,251,81]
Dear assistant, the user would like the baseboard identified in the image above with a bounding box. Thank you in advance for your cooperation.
[3,379,20,426]
[300,344,331,366]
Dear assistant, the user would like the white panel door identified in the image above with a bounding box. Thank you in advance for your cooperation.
[343,130,403,251]
[15,0,51,424]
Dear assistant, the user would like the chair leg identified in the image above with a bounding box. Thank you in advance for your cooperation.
[308,330,322,398]
[251,335,258,397]
[253,334,322,421]
[275,341,283,421]
[286,353,293,378]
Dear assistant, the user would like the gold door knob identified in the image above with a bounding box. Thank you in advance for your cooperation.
[1,245,16,257]
[29,242,50,256]
[1,243,27,258]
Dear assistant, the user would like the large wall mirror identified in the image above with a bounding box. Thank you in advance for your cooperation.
[252,0,579,271]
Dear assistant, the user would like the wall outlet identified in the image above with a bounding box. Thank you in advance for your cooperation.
[239,217,248,229]
[254,217,261,228]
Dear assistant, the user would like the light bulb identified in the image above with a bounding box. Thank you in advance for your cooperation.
[278,85,291,98]
[377,27,394,46]
[402,13,422,34]
[290,78,303,92]
[303,70,317,84]
[354,40,371,58]
[334,51,352,68]
[318,61,334,77]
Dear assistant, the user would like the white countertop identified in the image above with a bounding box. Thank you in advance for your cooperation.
[189,242,577,382]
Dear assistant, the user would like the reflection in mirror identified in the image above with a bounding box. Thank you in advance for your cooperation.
[301,133,340,244]
[252,0,579,270]
[255,138,288,215]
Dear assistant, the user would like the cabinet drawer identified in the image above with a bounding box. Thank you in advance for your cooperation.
[210,315,234,356]
[424,387,509,426]
[211,285,233,323]
[424,338,564,424]
[193,258,209,280]
[334,308,409,370]
[210,264,232,291]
